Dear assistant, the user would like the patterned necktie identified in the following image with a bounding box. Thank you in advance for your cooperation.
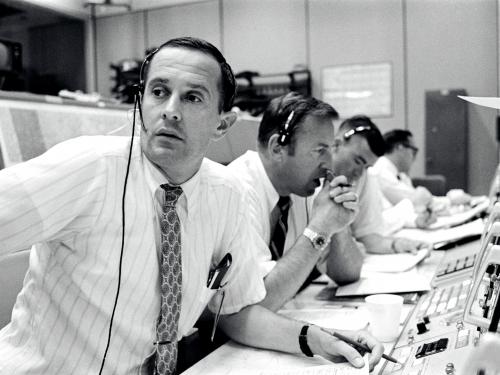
[269,196,291,260]
[155,184,183,375]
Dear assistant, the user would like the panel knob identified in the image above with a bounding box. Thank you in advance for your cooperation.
[416,322,428,334]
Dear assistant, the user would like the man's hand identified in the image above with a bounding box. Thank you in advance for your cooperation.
[392,237,431,255]
[413,186,433,207]
[308,326,383,371]
[309,175,358,236]
[447,189,472,206]
[415,205,437,228]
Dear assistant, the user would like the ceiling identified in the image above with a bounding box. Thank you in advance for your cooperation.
[0,1,70,34]
[0,0,208,22]
[0,0,209,36]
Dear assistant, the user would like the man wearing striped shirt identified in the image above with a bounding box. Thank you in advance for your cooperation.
[0,37,383,374]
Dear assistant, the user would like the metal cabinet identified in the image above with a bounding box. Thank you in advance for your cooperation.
[425,89,468,191]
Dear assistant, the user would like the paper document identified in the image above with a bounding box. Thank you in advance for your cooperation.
[395,218,483,246]
[428,197,489,230]
[362,248,429,273]
[335,269,431,297]
[181,340,363,375]
[254,359,369,375]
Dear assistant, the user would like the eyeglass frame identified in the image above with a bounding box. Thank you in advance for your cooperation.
[400,142,419,156]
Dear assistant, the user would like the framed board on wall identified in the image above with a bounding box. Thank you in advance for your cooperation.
[321,62,392,119]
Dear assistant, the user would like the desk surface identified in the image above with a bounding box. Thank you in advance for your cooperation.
[182,242,479,375]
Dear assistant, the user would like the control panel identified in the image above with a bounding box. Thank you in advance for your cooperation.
[379,250,480,375]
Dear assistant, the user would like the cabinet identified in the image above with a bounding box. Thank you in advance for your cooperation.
[425,89,468,191]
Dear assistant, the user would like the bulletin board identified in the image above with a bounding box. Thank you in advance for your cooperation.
[321,62,392,118]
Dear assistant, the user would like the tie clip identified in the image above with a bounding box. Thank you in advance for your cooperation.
[154,340,172,345]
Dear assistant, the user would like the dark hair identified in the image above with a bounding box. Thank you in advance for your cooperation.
[257,92,338,154]
[141,37,236,112]
[383,129,413,153]
[339,115,386,157]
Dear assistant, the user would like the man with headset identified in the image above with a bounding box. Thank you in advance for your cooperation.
[0,37,383,374]
[331,115,430,254]
[228,92,364,311]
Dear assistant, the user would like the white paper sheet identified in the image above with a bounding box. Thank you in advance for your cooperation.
[335,269,431,297]
[362,249,429,273]
[253,357,369,375]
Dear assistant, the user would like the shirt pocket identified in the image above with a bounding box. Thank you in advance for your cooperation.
[198,285,218,312]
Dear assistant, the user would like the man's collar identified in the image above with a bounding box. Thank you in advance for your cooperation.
[142,153,200,216]
[379,155,399,177]
[254,152,281,208]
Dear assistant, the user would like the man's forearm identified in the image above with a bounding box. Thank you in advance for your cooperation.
[260,236,320,312]
[326,230,363,285]
[220,304,384,371]
[358,233,392,254]
[219,304,303,353]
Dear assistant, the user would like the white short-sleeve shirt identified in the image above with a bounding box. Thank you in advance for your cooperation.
[371,156,416,205]
[350,172,386,238]
[228,151,314,276]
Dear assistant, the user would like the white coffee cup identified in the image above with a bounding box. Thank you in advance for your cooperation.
[364,294,404,342]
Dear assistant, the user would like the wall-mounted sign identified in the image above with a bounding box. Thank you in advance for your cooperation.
[321,62,392,119]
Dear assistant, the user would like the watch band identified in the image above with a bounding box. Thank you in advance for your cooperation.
[299,325,314,357]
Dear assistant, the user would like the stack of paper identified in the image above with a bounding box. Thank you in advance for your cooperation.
[428,197,489,230]
[395,218,483,246]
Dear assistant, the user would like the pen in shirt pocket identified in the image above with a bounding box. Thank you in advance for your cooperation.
[207,253,232,342]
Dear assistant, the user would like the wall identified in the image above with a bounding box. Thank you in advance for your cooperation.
[406,0,498,194]
[223,0,307,73]
[95,12,145,95]
[308,0,405,133]
[92,0,499,195]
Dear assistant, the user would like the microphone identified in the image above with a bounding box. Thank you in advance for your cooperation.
[133,84,147,133]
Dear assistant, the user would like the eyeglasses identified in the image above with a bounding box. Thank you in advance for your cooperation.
[401,142,419,157]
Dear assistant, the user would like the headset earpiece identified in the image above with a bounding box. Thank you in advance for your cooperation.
[277,110,295,146]
[343,125,372,140]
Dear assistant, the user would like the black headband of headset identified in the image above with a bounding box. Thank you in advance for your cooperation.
[136,47,160,96]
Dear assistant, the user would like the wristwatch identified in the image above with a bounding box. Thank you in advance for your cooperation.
[303,227,330,252]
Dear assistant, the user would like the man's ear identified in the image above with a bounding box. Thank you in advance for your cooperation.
[268,133,286,162]
[211,111,237,140]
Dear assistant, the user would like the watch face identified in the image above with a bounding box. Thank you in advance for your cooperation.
[316,237,326,246]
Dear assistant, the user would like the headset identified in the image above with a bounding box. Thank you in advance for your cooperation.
[277,110,297,146]
[342,125,373,140]
[98,48,158,375]
[134,46,162,133]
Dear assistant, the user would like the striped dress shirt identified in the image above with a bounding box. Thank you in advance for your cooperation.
[0,135,266,374]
